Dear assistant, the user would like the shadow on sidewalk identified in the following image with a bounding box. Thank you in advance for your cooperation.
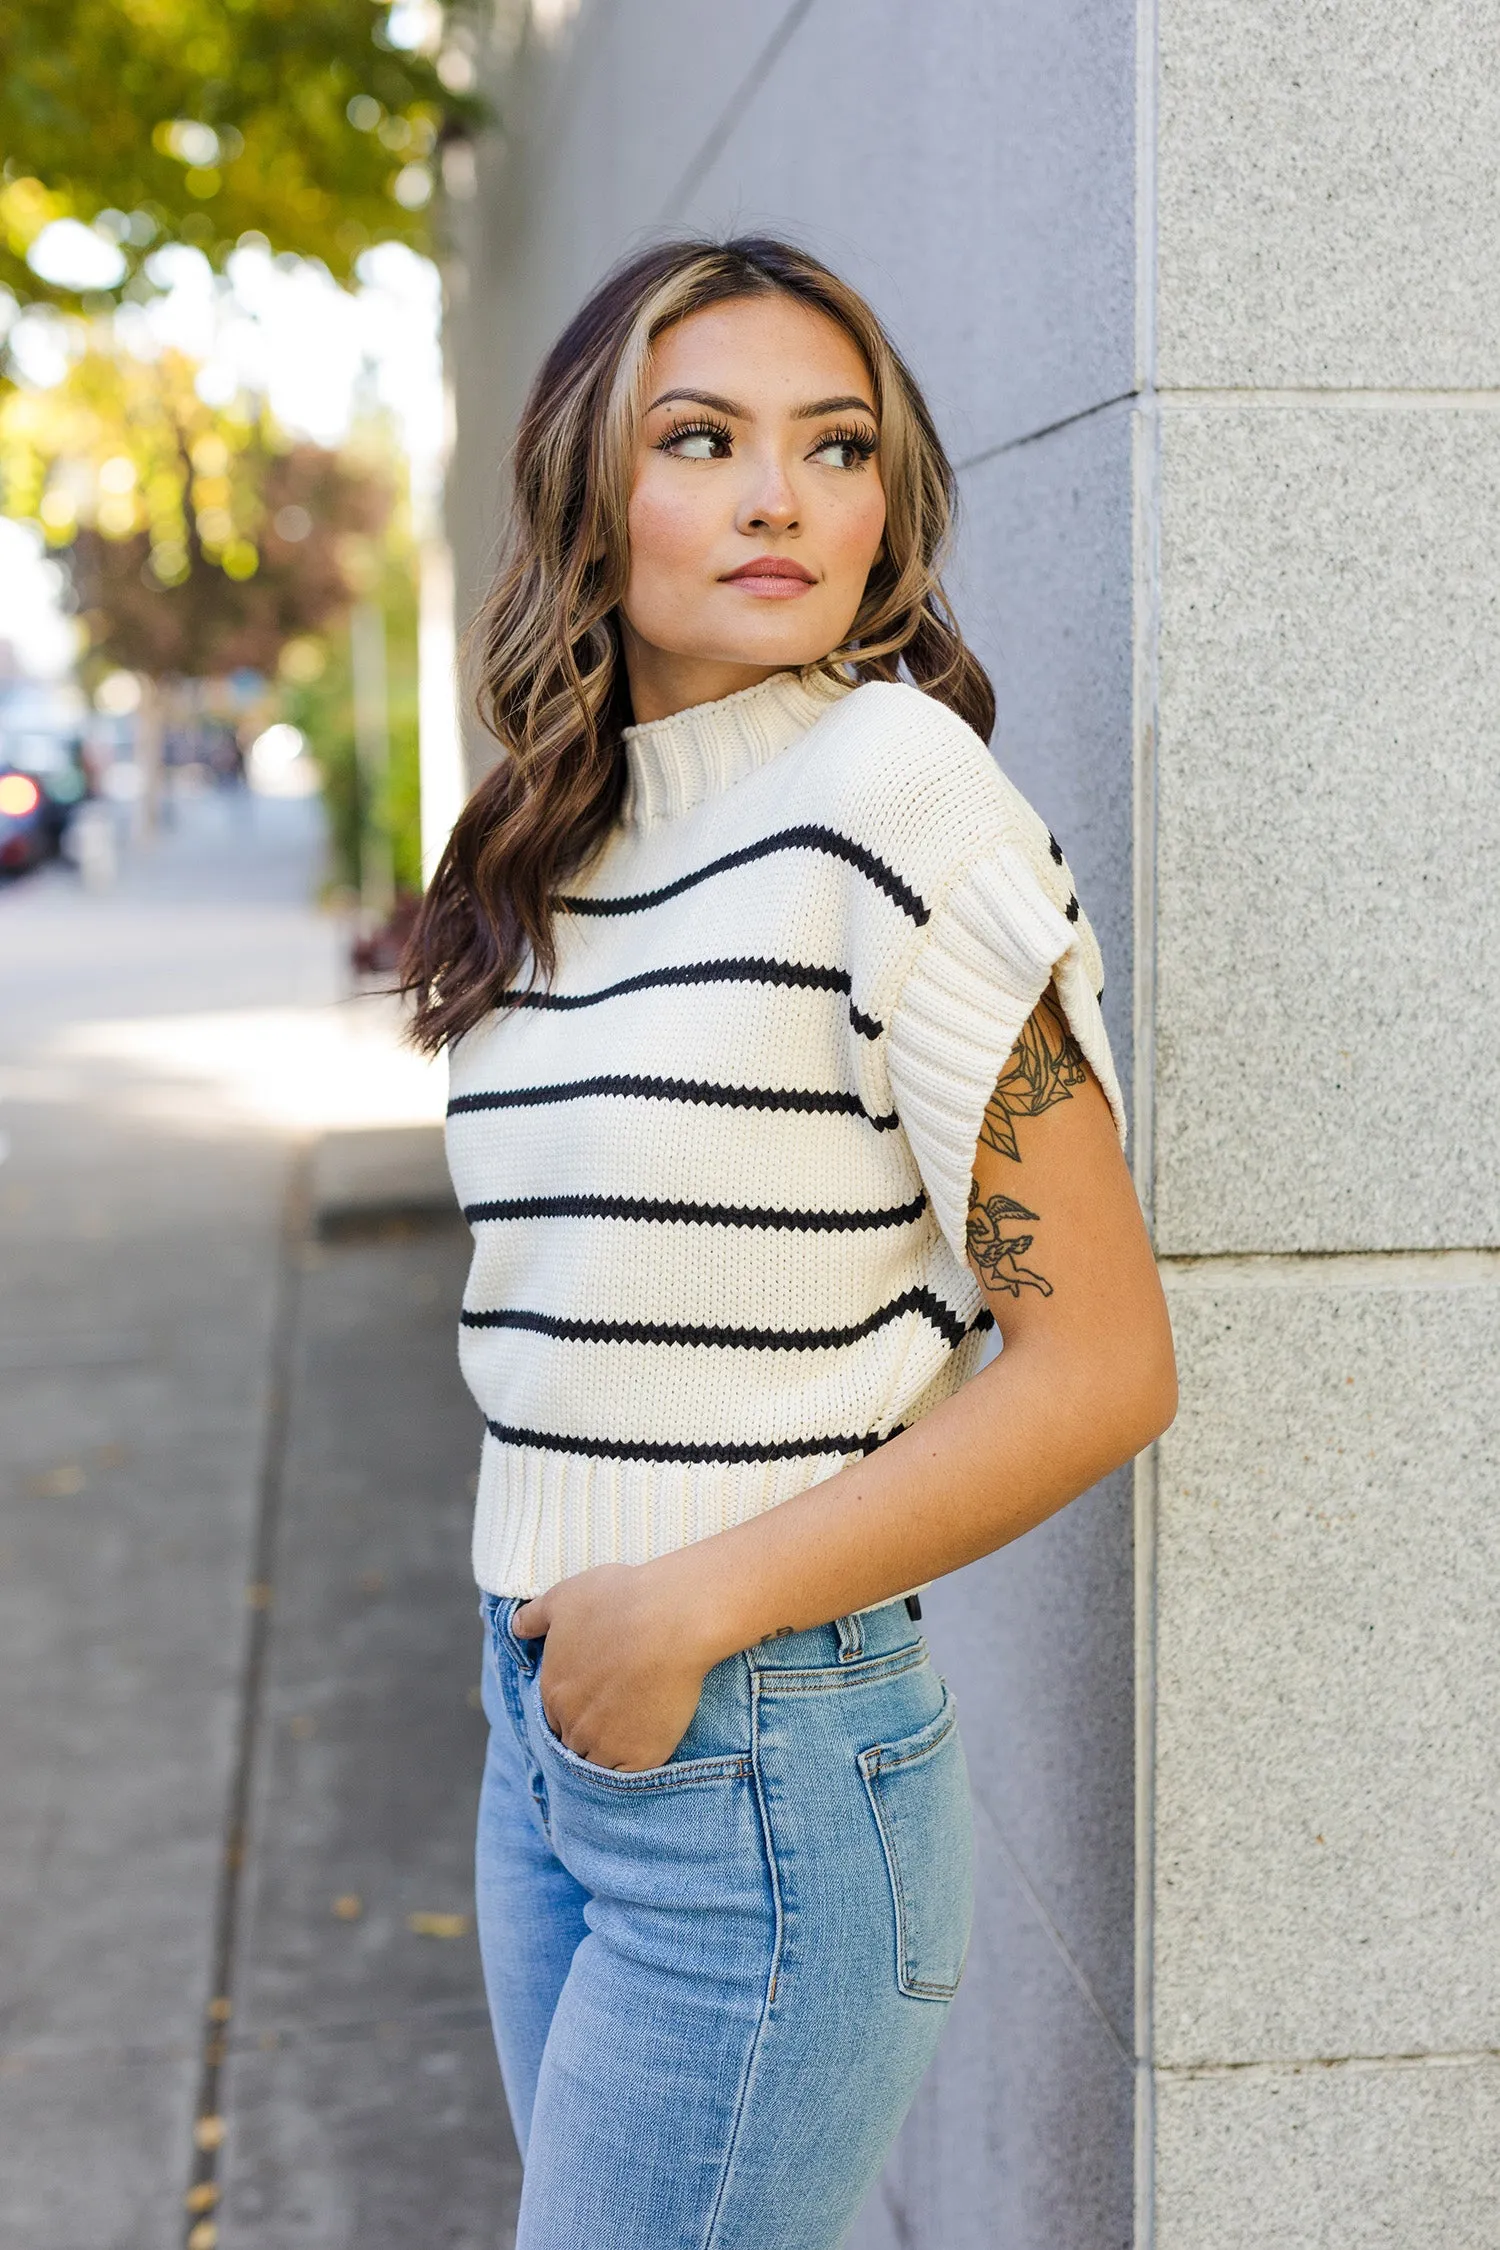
[212,1135,522,2248]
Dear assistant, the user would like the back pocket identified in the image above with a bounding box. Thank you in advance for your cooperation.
[859,1684,972,2000]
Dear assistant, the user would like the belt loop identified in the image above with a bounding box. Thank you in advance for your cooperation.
[835,1611,864,1662]
[500,1597,540,1678]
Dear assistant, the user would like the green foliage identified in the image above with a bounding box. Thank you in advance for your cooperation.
[0,341,390,678]
[0,1,485,314]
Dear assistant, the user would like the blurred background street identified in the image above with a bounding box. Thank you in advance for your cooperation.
[0,793,519,2247]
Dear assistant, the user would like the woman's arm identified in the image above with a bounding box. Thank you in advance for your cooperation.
[515,987,1177,1770]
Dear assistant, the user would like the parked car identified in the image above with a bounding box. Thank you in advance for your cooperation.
[0,682,91,873]
[0,766,56,874]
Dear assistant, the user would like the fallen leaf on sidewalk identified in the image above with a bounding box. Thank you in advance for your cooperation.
[407,1911,471,1939]
[332,1893,363,1920]
[185,2182,219,2212]
[187,2223,217,2250]
[193,2115,226,2151]
[26,1462,86,1498]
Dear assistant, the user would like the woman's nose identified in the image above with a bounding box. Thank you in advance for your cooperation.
[738,459,801,534]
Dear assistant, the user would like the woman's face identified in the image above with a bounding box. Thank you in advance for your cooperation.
[619,293,888,723]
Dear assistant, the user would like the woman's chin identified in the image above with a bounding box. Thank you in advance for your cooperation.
[694,623,845,672]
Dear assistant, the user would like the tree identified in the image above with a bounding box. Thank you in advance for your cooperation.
[0,1,484,317]
[0,342,388,672]
[67,442,388,679]
[0,337,392,832]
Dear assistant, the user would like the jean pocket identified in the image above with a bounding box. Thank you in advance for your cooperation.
[858,1684,972,2000]
[529,1680,748,1794]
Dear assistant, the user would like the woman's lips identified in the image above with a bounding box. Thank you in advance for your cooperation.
[719,557,818,597]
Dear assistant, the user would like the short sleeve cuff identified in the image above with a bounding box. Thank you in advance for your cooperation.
[885,850,1127,1268]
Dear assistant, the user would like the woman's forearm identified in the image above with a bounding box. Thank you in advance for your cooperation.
[661,1321,1177,1668]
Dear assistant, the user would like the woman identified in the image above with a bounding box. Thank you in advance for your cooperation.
[403,236,1175,2249]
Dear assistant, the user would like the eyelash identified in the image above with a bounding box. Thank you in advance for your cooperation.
[655,417,879,466]
[656,415,734,456]
[814,422,879,466]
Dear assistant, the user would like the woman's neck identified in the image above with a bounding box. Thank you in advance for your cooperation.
[619,622,784,726]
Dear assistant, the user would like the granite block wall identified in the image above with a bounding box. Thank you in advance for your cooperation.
[1146,4,1500,2239]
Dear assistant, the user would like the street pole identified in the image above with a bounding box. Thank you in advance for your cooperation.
[350,599,394,924]
[417,533,464,887]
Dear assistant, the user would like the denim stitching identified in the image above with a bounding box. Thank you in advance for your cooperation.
[753,1645,926,1696]
[857,1691,963,1999]
[864,1699,958,1774]
[701,1660,783,2248]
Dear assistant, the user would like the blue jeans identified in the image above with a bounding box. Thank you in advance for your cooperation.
[476,1592,973,2250]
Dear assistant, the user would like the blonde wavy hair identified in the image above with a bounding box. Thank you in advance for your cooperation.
[402,236,994,1053]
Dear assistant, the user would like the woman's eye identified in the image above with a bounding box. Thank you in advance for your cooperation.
[810,433,877,470]
[662,425,732,460]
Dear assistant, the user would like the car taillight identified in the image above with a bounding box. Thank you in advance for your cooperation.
[0,773,42,817]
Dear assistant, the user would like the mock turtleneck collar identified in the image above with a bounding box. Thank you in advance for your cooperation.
[622,669,847,827]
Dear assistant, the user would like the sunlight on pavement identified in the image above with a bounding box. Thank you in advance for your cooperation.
[45,995,446,1135]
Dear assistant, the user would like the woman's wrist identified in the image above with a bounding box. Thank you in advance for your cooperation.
[643,1537,773,1671]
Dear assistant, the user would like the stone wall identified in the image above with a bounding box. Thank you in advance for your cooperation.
[1145,5,1500,2239]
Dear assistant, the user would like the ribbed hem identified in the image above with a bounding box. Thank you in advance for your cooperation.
[471,1438,853,1596]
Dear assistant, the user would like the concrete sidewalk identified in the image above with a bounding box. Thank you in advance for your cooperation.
[0,795,520,2249]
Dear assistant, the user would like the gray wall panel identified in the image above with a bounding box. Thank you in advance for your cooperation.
[951,406,1137,1094]
[677,0,1138,459]
[927,1469,1135,2044]
[1158,0,1500,388]
[1153,405,1500,1256]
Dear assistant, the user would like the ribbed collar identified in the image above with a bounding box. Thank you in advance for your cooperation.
[622,669,846,827]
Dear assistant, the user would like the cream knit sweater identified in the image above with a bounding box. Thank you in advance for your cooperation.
[446,671,1124,1596]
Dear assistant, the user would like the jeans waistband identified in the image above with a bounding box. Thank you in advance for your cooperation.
[749,1598,920,1671]
[482,1591,920,1678]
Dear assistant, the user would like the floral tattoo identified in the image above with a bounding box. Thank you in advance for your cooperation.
[976,988,1087,1163]
[966,987,1086,1300]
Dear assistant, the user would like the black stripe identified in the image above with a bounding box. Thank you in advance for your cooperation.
[559,825,929,927]
[448,1074,899,1130]
[461,1287,991,1354]
[461,1191,928,1233]
[483,1420,904,1466]
[495,956,882,1038]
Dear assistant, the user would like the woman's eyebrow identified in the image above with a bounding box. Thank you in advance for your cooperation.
[644,388,878,420]
[794,394,877,420]
[646,388,745,416]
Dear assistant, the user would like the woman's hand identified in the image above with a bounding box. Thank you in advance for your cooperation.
[512,1560,720,1772]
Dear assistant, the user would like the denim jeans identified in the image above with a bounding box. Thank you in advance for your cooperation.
[476,1591,973,2250]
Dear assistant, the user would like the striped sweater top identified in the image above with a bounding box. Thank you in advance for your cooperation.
[446,669,1125,1597]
